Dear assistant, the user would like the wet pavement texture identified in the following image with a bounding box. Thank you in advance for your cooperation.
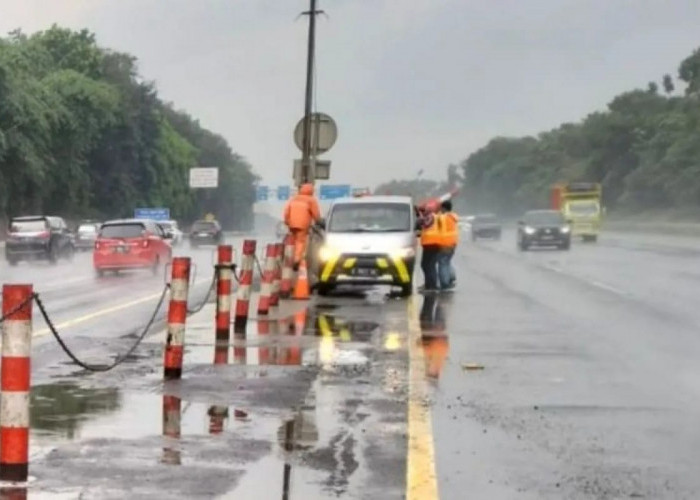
[10,249,413,499]
[3,229,700,498]
[432,229,700,499]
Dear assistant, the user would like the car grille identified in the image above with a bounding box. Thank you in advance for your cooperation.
[536,227,560,237]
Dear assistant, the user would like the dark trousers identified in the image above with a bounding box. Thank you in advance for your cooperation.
[421,245,440,290]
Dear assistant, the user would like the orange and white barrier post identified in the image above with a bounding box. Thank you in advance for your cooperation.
[233,330,247,365]
[215,245,233,343]
[164,257,191,380]
[279,234,295,299]
[270,243,283,307]
[0,284,33,482]
[257,244,276,316]
[208,405,228,435]
[234,240,256,332]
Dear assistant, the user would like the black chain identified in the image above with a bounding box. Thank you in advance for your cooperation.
[34,284,170,372]
[254,255,265,277]
[186,272,217,315]
[0,294,35,323]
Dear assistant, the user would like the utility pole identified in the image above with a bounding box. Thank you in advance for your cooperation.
[300,0,322,186]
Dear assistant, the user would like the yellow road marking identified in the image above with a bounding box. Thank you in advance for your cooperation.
[406,294,439,499]
[32,278,210,339]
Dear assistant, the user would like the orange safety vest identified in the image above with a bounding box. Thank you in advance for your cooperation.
[284,194,320,230]
[439,212,459,247]
[421,214,443,246]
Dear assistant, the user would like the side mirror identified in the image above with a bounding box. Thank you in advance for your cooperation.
[517,220,524,225]
[163,230,173,239]
[316,218,326,230]
[414,219,423,231]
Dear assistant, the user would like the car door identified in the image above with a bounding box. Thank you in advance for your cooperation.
[153,222,172,261]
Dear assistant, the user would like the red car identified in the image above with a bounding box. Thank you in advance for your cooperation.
[93,219,172,276]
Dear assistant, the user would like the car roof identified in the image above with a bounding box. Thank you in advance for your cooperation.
[12,215,49,221]
[101,218,149,225]
[331,195,413,205]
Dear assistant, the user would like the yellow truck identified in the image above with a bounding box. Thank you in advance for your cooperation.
[551,182,602,242]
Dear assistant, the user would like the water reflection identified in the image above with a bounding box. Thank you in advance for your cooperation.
[31,383,121,439]
[419,294,450,379]
[161,394,181,465]
[0,487,26,500]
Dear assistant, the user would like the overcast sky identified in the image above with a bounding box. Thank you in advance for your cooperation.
[2,0,700,190]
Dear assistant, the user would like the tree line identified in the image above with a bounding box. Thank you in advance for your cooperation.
[378,47,700,218]
[0,26,256,229]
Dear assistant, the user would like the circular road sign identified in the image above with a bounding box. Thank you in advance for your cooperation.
[294,113,338,156]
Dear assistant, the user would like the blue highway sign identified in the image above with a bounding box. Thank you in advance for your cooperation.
[134,208,170,221]
[319,184,351,200]
[277,186,291,201]
[256,186,269,201]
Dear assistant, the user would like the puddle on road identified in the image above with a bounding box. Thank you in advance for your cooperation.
[27,298,414,498]
[418,293,452,381]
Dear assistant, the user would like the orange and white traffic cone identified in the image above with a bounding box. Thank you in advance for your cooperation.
[292,260,310,300]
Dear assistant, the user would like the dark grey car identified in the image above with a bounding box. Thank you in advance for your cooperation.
[6,216,75,265]
[189,220,222,247]
[471,214,502,241]
[517,210,571,251]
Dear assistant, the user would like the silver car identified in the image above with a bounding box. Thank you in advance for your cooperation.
[309,196,418,297]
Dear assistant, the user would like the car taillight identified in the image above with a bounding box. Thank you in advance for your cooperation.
[142,239,149,248]
[38,231,50,239]
[95,241,101,250]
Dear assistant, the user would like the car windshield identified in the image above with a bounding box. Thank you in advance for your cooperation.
[475,215,498,223]
[11,219,47,233]
[100,223,145,239]
[524,211,565,225]
[567,201,599,216]
[78,224,97,233]
[192,221,216,231]
[328,203,411,232]
[159,221,174,230]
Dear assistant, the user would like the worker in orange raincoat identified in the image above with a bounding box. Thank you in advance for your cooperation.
[284,183,321,269]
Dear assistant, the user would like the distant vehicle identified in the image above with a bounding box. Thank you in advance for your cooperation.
[471,214,502,241]
[308,195,418,297]
[6,216,75,265]
[189,219,222,247]
[551,182,602,242]
[93,219,172,276]
[74,222,101,251]
[158,220,183,246]
[517,210,571,251]
[458,214,474,232]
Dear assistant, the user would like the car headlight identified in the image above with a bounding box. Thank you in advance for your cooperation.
[318,245,340,261]
[391,247,416,259]
[561,226,571,233]
[524,226,536,235]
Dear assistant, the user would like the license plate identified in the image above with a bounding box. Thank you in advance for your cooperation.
[353,268,378,277]
[198,232,209,237]
[541,235,554,240]
[115,246,128,254]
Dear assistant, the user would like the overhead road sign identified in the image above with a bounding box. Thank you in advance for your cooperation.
[134,208,170,221]
[189,167,219,188]
[293,112,338,156]
[277,186,291,201]
[256,186,269,201]
[319,185,351,200]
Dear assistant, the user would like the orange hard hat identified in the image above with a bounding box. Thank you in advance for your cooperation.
[300,183,314,195]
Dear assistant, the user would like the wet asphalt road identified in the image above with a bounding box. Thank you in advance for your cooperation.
[2,229,700,498]
[433,229,700,499]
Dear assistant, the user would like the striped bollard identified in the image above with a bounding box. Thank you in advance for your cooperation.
[279,234,295,299]
[164,257,191,380]
[0,284,33,482]
[257,319,271,366]
[215,245,233,343]
[233,330,247,365]
[270,243,283,307]
[257,244,276,316]
[208,405,229,435]
[234,240,256,332]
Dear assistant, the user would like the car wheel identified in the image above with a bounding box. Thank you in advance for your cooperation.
[317,283,333,297]
[518,240,529,251]
[582,235,597,243]
[559,241,571,251]
[7,258,17,266]
[399,282,413,298]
